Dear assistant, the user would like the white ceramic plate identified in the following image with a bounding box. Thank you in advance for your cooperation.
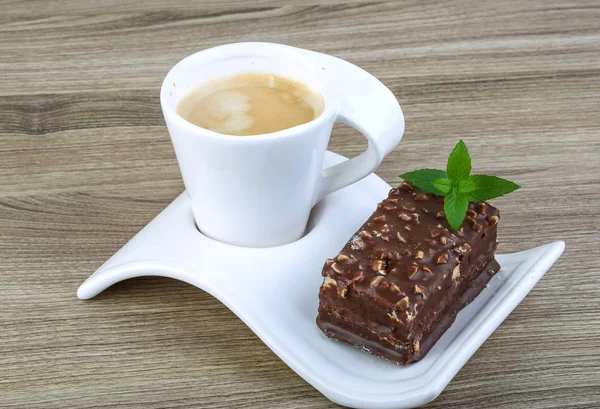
[78,152,564,409]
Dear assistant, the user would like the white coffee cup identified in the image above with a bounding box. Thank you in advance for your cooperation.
[161,42,404,248]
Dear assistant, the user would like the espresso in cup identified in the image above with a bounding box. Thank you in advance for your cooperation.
[177,73,325,136]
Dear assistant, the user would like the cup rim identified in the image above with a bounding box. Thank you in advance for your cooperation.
[160,42,337,143]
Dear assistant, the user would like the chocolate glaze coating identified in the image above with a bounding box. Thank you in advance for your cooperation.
[319,259,500,364]
[316,182,501,365]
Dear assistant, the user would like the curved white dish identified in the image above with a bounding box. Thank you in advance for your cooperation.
[78,152,564,409]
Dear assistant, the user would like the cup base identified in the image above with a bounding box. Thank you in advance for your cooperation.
[193,221,310,249]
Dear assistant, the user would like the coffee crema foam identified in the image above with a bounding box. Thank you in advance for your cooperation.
[176,73,324,136]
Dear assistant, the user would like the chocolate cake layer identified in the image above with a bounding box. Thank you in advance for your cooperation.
[316,182,500,364]
[318,259,500,364]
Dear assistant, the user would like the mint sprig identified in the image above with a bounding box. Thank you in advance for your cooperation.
[399,140,520,230]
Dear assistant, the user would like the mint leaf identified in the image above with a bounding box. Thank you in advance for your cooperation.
[400,169,447,196]
[433,178,453,194]
[444,188,469,231]
[458,178,476,193]
[466,174,520,202]
[446,140,471,182]
[399,140,520,231]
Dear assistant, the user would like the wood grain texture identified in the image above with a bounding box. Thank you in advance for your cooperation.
[1,1,599,408]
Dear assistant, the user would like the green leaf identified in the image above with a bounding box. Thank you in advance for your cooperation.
[400,140,520,229]
[400,169,448,196]
[432,178,453,194]
[458,178,476,193]
[446,140,471,182]
[444,188,469,231]
[466,174,521,202]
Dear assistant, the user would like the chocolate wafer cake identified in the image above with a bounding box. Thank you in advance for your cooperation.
[316,181,500,365]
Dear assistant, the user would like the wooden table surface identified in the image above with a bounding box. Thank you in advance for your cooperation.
[2,1,599,408]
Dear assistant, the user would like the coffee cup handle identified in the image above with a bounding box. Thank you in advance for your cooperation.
[312,58,405,205]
